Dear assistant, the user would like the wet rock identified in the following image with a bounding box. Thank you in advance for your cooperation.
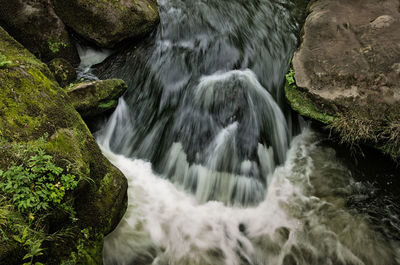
[286,0,400,160]
[67,79,127,118]
[48,57,77,87]
[274,226,290,245]
[0,0,80,65]
[51,0,159,48]
[0,26,127,264]
[282,254,297,265]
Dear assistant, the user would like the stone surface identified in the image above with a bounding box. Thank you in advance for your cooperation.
[0,0,80,65]
[288,0,400,159]
[67,79,127,118]
[48,57,77,87]
[51,0,159,48]
[0,26,127,264]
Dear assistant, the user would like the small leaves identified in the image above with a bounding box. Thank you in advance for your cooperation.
[0,142,78,265]
[285,68,296,86]
[0,54,12,69]
[0,148,78,216]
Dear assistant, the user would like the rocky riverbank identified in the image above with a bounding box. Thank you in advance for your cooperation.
[286,0,400,160]
[0,0,160,263]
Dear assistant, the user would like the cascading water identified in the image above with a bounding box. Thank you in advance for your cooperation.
[86,0,400,264]
[95,0,304,205]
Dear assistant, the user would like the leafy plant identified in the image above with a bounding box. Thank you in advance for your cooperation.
[13,227,44,265]
[48,41,67,54]
[0,149,78,216]
[285,68,295,86]
[0,139,81,264]
[0,53,12,68]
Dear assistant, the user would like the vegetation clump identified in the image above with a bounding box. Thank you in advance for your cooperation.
[285,68,400,161]
[0,147,78,216]
[328,107,400,160]
[0,138,79,264]
[0,53,12,68]
[285,68,336,124]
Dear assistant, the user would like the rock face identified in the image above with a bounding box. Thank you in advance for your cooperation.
[0,26,127,263]
[67,79,127,118]
[0,0,80,65]
[48,57,77,87]
[51,0,159,48]
[287,0,400,159]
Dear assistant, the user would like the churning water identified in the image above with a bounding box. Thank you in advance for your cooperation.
[100,130,400,265]
[88,0,400,264]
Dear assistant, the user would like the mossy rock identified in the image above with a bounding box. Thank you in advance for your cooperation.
[0,26,127,264]
[284,76,336,125]
[0,0,80,65]
[51,0,159,47]
[48,58,77,87]
[287,0,400,161]
[67,79,127,118]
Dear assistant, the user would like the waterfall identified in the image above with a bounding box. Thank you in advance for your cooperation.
[95,0,303,205]
[101,130,400,265]
[90,0,400,264]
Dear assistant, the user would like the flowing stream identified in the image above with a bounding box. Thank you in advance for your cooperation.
[84,0,400,264]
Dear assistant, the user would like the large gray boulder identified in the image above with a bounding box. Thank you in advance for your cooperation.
[286,0,400,160]
[51,0,159,48]
[0,0,80,65]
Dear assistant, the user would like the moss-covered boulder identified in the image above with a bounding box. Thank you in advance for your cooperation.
[67,79,127,118]
[48,57,77,87]
[0,0,80,65]
[286,0,400,160]
[0,26,127,264]
[51,0,159,48]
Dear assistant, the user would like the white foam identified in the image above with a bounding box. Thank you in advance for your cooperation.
[102,129,400,265]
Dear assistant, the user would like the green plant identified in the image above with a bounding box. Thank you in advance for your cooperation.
[0,141,81,263]
[48,41,67,54]
[13,227,44,265]
[284,68,335,124]
[0,149,78,217]
[285,68,295,86]
[0,53,12,68]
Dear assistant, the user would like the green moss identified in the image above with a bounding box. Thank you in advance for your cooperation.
[0,26,127,264]
[48,40,68,54]
[285,69,336,124]
[0,53,13,69]
[285,68,400,161]
[60,228,104,265]
[68,79,127,118]
[98,100,117,109]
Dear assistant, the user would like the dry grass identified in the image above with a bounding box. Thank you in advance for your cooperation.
[379,121,400,159]
[327,109,400,161]
[328,112,378,145]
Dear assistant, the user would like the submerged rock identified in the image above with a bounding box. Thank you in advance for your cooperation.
[51,0,159,48]
[287,0,400,160]
[0,0,80,65]
[0,26,127,264]
[48,57,77,87]
[67,79,127,118]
